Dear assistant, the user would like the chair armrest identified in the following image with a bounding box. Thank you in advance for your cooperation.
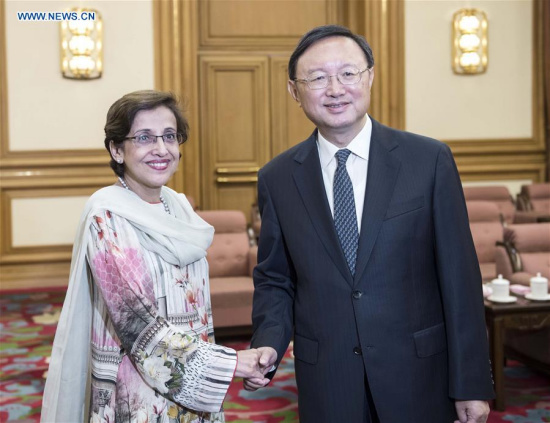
[513,211,550,224]
[516,193,532,211]
[496,241,523,274]
[248,245,258,276]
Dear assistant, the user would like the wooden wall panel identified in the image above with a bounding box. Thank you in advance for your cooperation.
[153,0,201,198]
[455,154,547,183]
[216,185,258,219]
[0,182,107,290]
[347,0,405,129]
[200,56,270,212]
[1,187,97,263]
[270,56,315,157]
[199,0,340,48]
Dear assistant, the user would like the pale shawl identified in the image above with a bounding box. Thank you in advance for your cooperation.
[40,185,214,423]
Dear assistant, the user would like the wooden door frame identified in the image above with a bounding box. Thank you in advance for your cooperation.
[153,0,201,202]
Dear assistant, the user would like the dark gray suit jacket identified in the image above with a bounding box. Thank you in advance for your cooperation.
[251,118,494,423]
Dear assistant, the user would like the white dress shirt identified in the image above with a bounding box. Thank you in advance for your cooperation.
[317,116,371,233]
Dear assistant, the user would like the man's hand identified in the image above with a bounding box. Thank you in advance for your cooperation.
[243,347,278,391]
[454,400,490,423]
[235,349,267,380]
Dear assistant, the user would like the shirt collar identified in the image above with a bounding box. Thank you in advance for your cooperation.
[317,115,372,169]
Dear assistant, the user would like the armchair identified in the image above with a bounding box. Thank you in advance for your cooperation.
[516,183,550,217]
[463,185,547,225]
[197,210,257,333]
[495,223,550,286]
[466,201,504,282]
[463,186,516,225]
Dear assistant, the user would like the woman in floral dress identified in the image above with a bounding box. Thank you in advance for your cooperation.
[41,91,269,423]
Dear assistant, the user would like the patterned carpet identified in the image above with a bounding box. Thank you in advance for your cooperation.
[0,289,548,422]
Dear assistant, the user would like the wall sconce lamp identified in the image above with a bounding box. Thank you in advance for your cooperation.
[60,8,103,79]
[452,8,488,75]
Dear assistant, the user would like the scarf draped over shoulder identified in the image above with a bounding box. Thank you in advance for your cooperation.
[41,185,214,422]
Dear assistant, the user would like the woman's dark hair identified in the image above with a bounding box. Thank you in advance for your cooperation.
[104,90,189,177]
[288,25,375,80]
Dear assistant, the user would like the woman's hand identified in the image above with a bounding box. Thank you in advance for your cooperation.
[235,349,269,381]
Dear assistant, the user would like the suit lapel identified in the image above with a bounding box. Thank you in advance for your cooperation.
[292,132,354,286]
[354,120,401,285]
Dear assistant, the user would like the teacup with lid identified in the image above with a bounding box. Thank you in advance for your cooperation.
[527,272,550,300]
[488,275,516,303]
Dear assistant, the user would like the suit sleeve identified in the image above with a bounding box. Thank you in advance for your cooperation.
[432,145,495,400]
[251,171,295,367]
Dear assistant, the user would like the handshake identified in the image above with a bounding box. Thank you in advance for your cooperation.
[235,347,278,391]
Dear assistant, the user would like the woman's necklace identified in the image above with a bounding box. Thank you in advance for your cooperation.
[118,176,170,215]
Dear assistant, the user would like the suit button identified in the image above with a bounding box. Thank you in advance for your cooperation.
[352,290,363,299]
[353,347,362,355]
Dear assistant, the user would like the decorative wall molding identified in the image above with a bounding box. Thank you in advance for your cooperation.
[199,0,340,49]
[1,186,103,265]
[1,262,71,291]
[455,153,547,182]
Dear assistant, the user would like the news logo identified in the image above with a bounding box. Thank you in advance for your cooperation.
[17,11,96,22]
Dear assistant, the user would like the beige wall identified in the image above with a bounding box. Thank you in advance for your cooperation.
[6,0,154,151]
[1,0,154,278]
[11,196,89,247]
[404,0,533,141]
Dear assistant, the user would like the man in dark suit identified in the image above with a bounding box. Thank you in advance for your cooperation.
[244,25,494,423]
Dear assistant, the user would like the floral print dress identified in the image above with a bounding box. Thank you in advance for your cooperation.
[86,207,237,423]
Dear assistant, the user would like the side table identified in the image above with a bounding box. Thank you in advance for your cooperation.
[484,296,550,411]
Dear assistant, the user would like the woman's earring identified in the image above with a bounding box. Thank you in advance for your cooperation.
[117,158,123,164]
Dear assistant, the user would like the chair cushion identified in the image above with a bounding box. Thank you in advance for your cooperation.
[470,223,502,263]
[198,210,250,277]
[467,201,503,267]
[209,276,254,307]
[521,183,550,214]
[519,254,550,280]
[522,183,550,199]
[508,223,550,252]
[206,232,250,277]
[463,186,516,223]
[479,262,496,282]
[198,210,247,233]
[467,201,500,222]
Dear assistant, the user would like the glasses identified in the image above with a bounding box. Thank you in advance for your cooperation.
[123,132,184,147]
[294,67,371,90]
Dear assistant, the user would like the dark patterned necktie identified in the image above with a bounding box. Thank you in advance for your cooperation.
[333,149,359,276]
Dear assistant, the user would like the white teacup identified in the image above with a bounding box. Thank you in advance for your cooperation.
[530,272,549,298]
[491,275,510,299]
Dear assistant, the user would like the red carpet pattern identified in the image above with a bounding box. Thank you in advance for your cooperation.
[0,289,548,422]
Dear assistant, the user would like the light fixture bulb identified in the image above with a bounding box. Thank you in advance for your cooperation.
[459,15,480,32]
[459,52,481,68]
[459,34,480,51]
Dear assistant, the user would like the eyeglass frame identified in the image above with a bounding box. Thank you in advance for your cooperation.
[123,132,185,147]
[293,67,372,90]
